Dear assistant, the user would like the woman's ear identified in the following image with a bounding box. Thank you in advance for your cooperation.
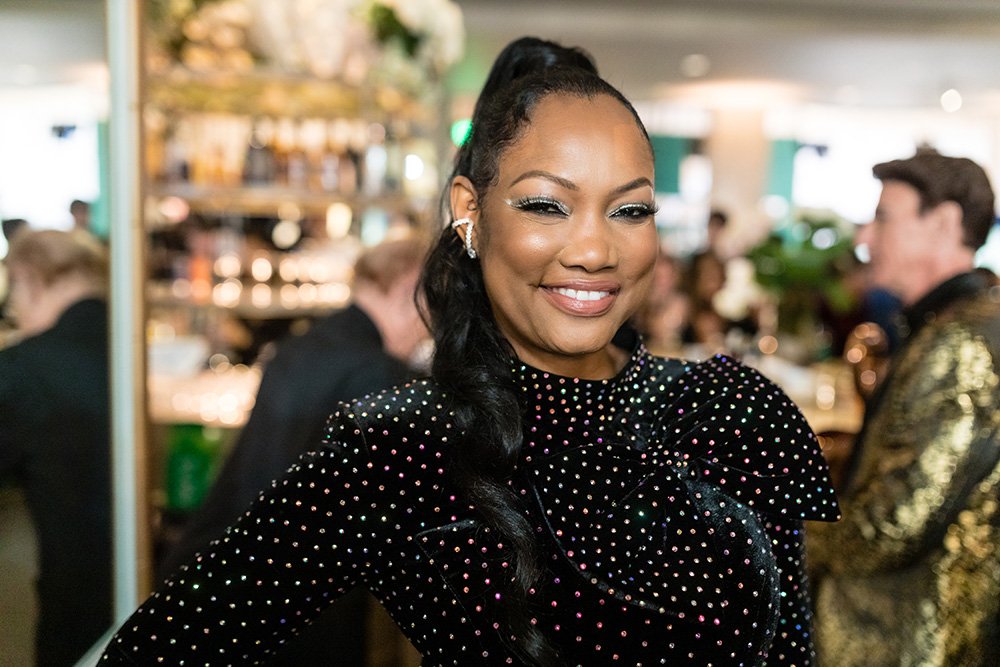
[449,175,480,252]
[450,176,479,221]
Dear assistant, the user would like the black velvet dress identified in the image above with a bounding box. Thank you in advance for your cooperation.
[100,347,839,666]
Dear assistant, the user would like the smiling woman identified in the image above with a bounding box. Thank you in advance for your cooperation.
[100,36,839,666]
[453,92,659,378]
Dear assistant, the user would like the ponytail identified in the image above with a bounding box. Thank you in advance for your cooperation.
[419,36,650,666]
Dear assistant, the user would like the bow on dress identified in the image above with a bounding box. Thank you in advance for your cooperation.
[528,354,840,626]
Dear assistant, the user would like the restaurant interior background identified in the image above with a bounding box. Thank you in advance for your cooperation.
[2,1,1000,665]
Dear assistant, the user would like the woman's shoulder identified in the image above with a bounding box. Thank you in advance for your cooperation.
[335,376,448,422]
[320,377,456,460]
[639,352,841,521]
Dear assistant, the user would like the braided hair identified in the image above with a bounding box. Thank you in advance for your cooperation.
[418,36,652,665]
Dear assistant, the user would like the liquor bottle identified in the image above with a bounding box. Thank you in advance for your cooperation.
[319,144,340,192]
[272,117,297,186]
[164,123,190,183]
[363,122,387,196]
[243,118,276,185]
[286,120,308,190]
[384,128,404,193]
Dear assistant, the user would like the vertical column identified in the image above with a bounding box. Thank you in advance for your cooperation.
[702,108,770,248]
[106,0,150,621]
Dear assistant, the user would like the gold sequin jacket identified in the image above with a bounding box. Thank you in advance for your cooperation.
[100,351,839,666]
[808,270,1000,667]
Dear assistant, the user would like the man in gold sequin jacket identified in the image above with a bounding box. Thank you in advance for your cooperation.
[808,150,1000,666]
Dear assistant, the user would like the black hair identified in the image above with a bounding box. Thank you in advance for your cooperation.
[418,37,652,665]
[873,149,996,249]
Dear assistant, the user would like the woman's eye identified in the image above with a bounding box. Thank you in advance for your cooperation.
[610,203,658,221]
[510,197,569,216]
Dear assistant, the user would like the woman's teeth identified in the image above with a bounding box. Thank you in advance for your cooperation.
[552,287,609,301]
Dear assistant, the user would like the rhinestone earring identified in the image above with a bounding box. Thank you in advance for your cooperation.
[450,217,477,259]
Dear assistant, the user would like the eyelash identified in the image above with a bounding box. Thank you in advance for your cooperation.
[510,196,569,216]
[509,197,658,221]
[610,202,659,220]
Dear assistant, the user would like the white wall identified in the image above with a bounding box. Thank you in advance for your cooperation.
[0,84,104,255]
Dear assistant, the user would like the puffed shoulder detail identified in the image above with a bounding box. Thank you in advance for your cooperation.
[662,353,840,521]
[526,353,839,619]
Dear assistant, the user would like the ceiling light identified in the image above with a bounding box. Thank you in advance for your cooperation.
[940,88,963,113]
[680,54,711,79]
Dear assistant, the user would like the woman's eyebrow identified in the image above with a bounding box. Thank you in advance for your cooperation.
[508,172,653,196]
[612,177,653,196]
[509,170,578,190]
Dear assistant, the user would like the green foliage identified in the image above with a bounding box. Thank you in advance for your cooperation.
[369,4,421,57]
[748,212,857,333]
[148,0,221,60]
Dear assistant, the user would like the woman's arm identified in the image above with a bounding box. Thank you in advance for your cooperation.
[100,413,380,665]
[762,518,817,666]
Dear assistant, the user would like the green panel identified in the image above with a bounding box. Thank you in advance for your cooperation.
[766,138,798,200]
[649,135,692,195]
[92,121,111,241]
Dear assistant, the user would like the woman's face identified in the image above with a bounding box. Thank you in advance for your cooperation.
[461,93,658,378]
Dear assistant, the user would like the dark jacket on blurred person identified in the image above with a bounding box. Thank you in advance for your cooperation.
[1,297,111,666]
[161,304,414,570]
[159,237,428,667]
[807,151,1000,666]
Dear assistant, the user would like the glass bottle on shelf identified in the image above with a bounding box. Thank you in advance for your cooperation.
[319,140,340,192]
[164,121,191,184]
[299,118,328,192]
[328,118,355,194]
[243,117,276,185]
[384,126,404,193]
[363,122,387,196]
[286,120,309,190]
[272,117,297,187]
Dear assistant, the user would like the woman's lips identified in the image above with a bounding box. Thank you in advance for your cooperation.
[542,284,618,316]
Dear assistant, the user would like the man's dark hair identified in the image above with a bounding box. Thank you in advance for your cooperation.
[873,149,996,249]
[708,209,728,228]
[2,218,28,242]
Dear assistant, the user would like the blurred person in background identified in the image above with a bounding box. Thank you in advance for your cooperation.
[2,217,28,244]
[681,209,759,353]
[807,150,1000,666]
[682,248,730,348]
[69,199,92,234]
[158,234,430,666]
[1,218,30,329]
[0,229,112,666]
[632,244,689,355]
[702,208,729,259]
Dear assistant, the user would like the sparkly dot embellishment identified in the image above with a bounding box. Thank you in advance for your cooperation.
[98,347,838,666]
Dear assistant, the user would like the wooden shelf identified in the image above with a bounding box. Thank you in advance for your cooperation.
[147,183,429,217]
[145,68,430,121]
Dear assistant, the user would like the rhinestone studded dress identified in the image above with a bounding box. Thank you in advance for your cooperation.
[100,347,839,666]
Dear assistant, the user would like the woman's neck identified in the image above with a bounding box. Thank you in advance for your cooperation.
[514,343,630,380]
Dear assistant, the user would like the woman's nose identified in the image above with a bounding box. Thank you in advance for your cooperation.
[559,213,617,271]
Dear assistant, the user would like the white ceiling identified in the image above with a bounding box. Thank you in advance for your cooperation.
[3,0,1000,112]
[0,0,105,88]
[456,0,1000,111]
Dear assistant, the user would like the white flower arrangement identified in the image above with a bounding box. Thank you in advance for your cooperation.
[360,0,465,75]
[149,0,465,90]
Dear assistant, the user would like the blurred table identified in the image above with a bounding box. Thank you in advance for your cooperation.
[148,364,261,428]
